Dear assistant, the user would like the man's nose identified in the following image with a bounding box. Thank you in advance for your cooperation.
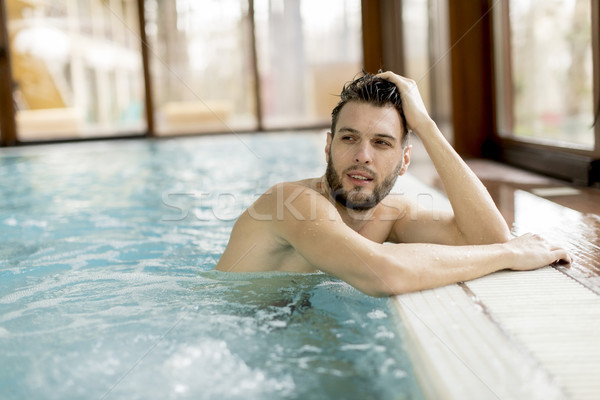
[354,142,373,164]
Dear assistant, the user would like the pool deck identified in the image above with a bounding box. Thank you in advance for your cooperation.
[393,155,600,399]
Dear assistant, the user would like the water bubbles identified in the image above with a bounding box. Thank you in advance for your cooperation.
[375,326,395,339]
[3,217,17,226]
[163,340,296,398]
[367,309,387,319]
[298,344,322,354]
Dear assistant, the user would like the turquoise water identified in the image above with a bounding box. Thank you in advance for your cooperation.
[0,132,424,399]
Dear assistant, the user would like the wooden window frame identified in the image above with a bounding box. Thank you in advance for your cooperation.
[490,0,600,186]
[0,0,17,146]
[361,0,405,77]
[0,0,152,145]
[136,0,154,137]
[448,0,600,186]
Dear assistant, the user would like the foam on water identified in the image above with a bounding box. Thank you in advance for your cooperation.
[0,133,424,399]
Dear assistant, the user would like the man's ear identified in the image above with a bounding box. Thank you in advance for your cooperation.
[325,132,332,163]
[398,145,412,175]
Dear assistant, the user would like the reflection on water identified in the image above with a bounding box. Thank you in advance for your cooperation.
[0,133,423,399]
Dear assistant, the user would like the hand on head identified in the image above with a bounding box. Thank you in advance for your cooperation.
[375,71,433,135]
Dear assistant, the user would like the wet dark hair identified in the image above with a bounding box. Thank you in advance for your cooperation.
[331,72,409,146]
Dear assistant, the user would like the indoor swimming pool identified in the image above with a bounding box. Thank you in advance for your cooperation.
[0,132,424,399]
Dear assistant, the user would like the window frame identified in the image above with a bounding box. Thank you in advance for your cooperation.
[0,0,151,144]
[0,0,17,146]
[489,0,600,185]
[445,0,599,186]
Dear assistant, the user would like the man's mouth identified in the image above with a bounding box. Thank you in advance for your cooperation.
[349,174,371,181]
[346,170,374,185]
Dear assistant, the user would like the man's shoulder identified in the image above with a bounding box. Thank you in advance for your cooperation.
[275,178,324,193]
[254,178,327,206]
[250,178,337,223]
[234,178,343,259]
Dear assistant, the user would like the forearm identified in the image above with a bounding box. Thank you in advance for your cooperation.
[386,242,511,294]
[416,121,510,244]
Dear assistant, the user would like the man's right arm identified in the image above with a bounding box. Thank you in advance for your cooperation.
[271,183,571,297]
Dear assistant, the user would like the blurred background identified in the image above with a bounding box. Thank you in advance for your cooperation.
[0,0,598,184]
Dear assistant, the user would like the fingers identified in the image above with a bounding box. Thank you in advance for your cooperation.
[551,248,573,266]
[376,71,412,87]
[545,236,572,265]
[375,71,421,103]
[513,233,573,269]
[545,239,572,266]
[375,71,432,133]
[375,70,394,79]
[375,71,400,88]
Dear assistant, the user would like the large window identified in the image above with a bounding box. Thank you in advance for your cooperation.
[0,0,364,142]
[402,0,430,109]
[144,0,257,136]
[254,0,362,129]
[5,0,146,141]
[401,0,452,140]
[493,0,595,150]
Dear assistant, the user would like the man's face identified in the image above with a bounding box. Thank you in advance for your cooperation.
[325,102,411,211]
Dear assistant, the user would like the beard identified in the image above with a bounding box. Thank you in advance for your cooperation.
[325,157,403,211]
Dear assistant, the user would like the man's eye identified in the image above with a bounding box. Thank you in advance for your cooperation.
[375,140,391,147]
[341,136,355,142]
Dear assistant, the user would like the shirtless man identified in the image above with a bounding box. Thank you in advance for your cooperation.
[216,71,571,297]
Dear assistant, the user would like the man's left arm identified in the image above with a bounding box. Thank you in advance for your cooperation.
[379,71,511,245]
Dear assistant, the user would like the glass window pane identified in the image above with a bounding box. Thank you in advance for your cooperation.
[402,0,453,142]
[403,0,431,110]
[6,0,146,141]
[144,0,257,136]
[255,0,363,129]
[494,0,594,148]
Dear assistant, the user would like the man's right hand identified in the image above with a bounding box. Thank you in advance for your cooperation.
[505,233,572,271]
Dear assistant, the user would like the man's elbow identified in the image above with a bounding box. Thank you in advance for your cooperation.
[359,259,418,297]
[364,280,416,298]
[461,224,512,245]
[359,284,401,298]
[361,283,398,298]
[484,225,512,244]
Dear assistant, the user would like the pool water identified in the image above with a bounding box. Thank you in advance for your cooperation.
[0,132,424,399]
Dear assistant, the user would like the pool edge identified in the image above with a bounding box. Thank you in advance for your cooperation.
[391,282,567,400]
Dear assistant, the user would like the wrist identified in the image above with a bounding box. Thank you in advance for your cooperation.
[494,242,516,271]
[410,119,437,137]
